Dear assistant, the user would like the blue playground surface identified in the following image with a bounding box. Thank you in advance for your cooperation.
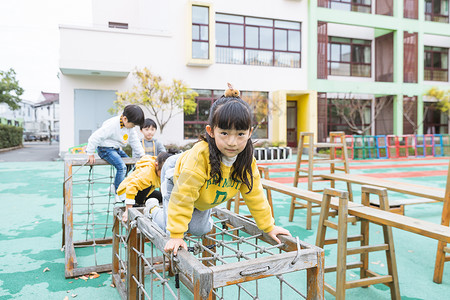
[1,156,449,299]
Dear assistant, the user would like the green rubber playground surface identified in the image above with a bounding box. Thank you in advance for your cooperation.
[0,156,449,299]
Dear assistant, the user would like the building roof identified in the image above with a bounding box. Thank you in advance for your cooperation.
[35,92,59,107]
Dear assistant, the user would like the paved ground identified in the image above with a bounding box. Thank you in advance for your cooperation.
[0,152,449,299]
[0,142,60,162]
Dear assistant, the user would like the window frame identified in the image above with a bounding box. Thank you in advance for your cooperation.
[327,37,372,77]
[327,0,372,13]
[215,13,301,68]
[423,101,449,134]
[425,0,449,23]
[108,22,128,29]
[326,98,372,135]
[188,1,215,66]
[424,46,449,82]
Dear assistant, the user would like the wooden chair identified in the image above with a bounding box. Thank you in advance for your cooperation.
[226,165,274,218]
[316,186,400,299]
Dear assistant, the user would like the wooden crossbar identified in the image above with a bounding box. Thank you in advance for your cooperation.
[261,178,450,243]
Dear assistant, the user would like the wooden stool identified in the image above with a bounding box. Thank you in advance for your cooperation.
[226,166,274,218]
[316,186,400,299]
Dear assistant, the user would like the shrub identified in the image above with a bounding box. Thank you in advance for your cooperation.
[0,124,23,149]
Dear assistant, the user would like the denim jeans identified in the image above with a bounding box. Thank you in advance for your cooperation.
[97,147,129,191]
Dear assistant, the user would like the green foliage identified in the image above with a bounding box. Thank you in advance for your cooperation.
[0,124,23,148]
[254,140,285,148]
[318,148,343,156]
[0,68,24,110]
[426,87,450,113]
[112,68,198,133]
[122,144,132,157]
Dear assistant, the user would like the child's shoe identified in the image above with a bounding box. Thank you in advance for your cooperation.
[107,184,115,195]
[115,193,125,204]
[144,198,160,218]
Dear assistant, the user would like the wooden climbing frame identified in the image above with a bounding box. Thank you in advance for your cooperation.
[62,156,138,278]
[112,206,325,300]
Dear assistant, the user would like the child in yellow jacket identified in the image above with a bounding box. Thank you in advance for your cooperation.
[148,84,291,255]
[117,152,171,222]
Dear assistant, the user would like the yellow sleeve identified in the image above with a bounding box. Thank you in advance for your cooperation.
[117,166,154,202]
[167,153,208,239]
[241,160,275,233]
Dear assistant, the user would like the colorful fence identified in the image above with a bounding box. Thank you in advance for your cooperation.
[337,134,450,160]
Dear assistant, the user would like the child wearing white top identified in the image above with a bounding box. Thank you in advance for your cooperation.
[86,105,145,196]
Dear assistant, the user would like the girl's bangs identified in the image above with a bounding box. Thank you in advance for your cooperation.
[215,101,252,130]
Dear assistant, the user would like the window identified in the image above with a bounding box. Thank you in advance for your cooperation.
[184,90,218,139]
[327,0,372,13]
[215,13,301,68]
[240,91,269,139]
[184,90,269,139]
[424,102,448,134]
[327,98,371,134]
[108,22,128,29]
[404,0,418,19]
[328,37,371,77]
[425,0,449,23]
[424,46,449,81]
[192,5,210,59]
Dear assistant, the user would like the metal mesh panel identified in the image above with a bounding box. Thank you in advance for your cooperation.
[113,206,324,299]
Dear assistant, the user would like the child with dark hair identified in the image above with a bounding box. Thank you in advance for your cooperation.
[148,84,290,255]
[117,152,172,222]
[86,104,145,201]
[140,118,166,156]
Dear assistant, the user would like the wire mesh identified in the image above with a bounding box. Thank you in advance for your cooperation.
[113,206,324,300]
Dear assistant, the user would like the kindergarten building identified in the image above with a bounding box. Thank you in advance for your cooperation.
[58,0,450,156]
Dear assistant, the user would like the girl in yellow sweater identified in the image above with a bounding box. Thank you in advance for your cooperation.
[149,84,291,255]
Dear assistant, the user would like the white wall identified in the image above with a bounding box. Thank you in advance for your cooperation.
[59,0,309,154]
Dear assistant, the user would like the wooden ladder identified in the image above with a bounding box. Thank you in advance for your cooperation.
[290,131,353,229]
[316,186,400,299]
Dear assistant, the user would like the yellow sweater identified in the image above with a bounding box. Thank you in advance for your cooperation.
[167,141,274,238]
[117,155,160,204]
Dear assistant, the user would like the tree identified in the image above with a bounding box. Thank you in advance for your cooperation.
[402,96,428,134]
[426,87,450,113]
[0,68,24,110]
[240,91,283,138]
[330,94,392,135]
[113,68,198,133]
